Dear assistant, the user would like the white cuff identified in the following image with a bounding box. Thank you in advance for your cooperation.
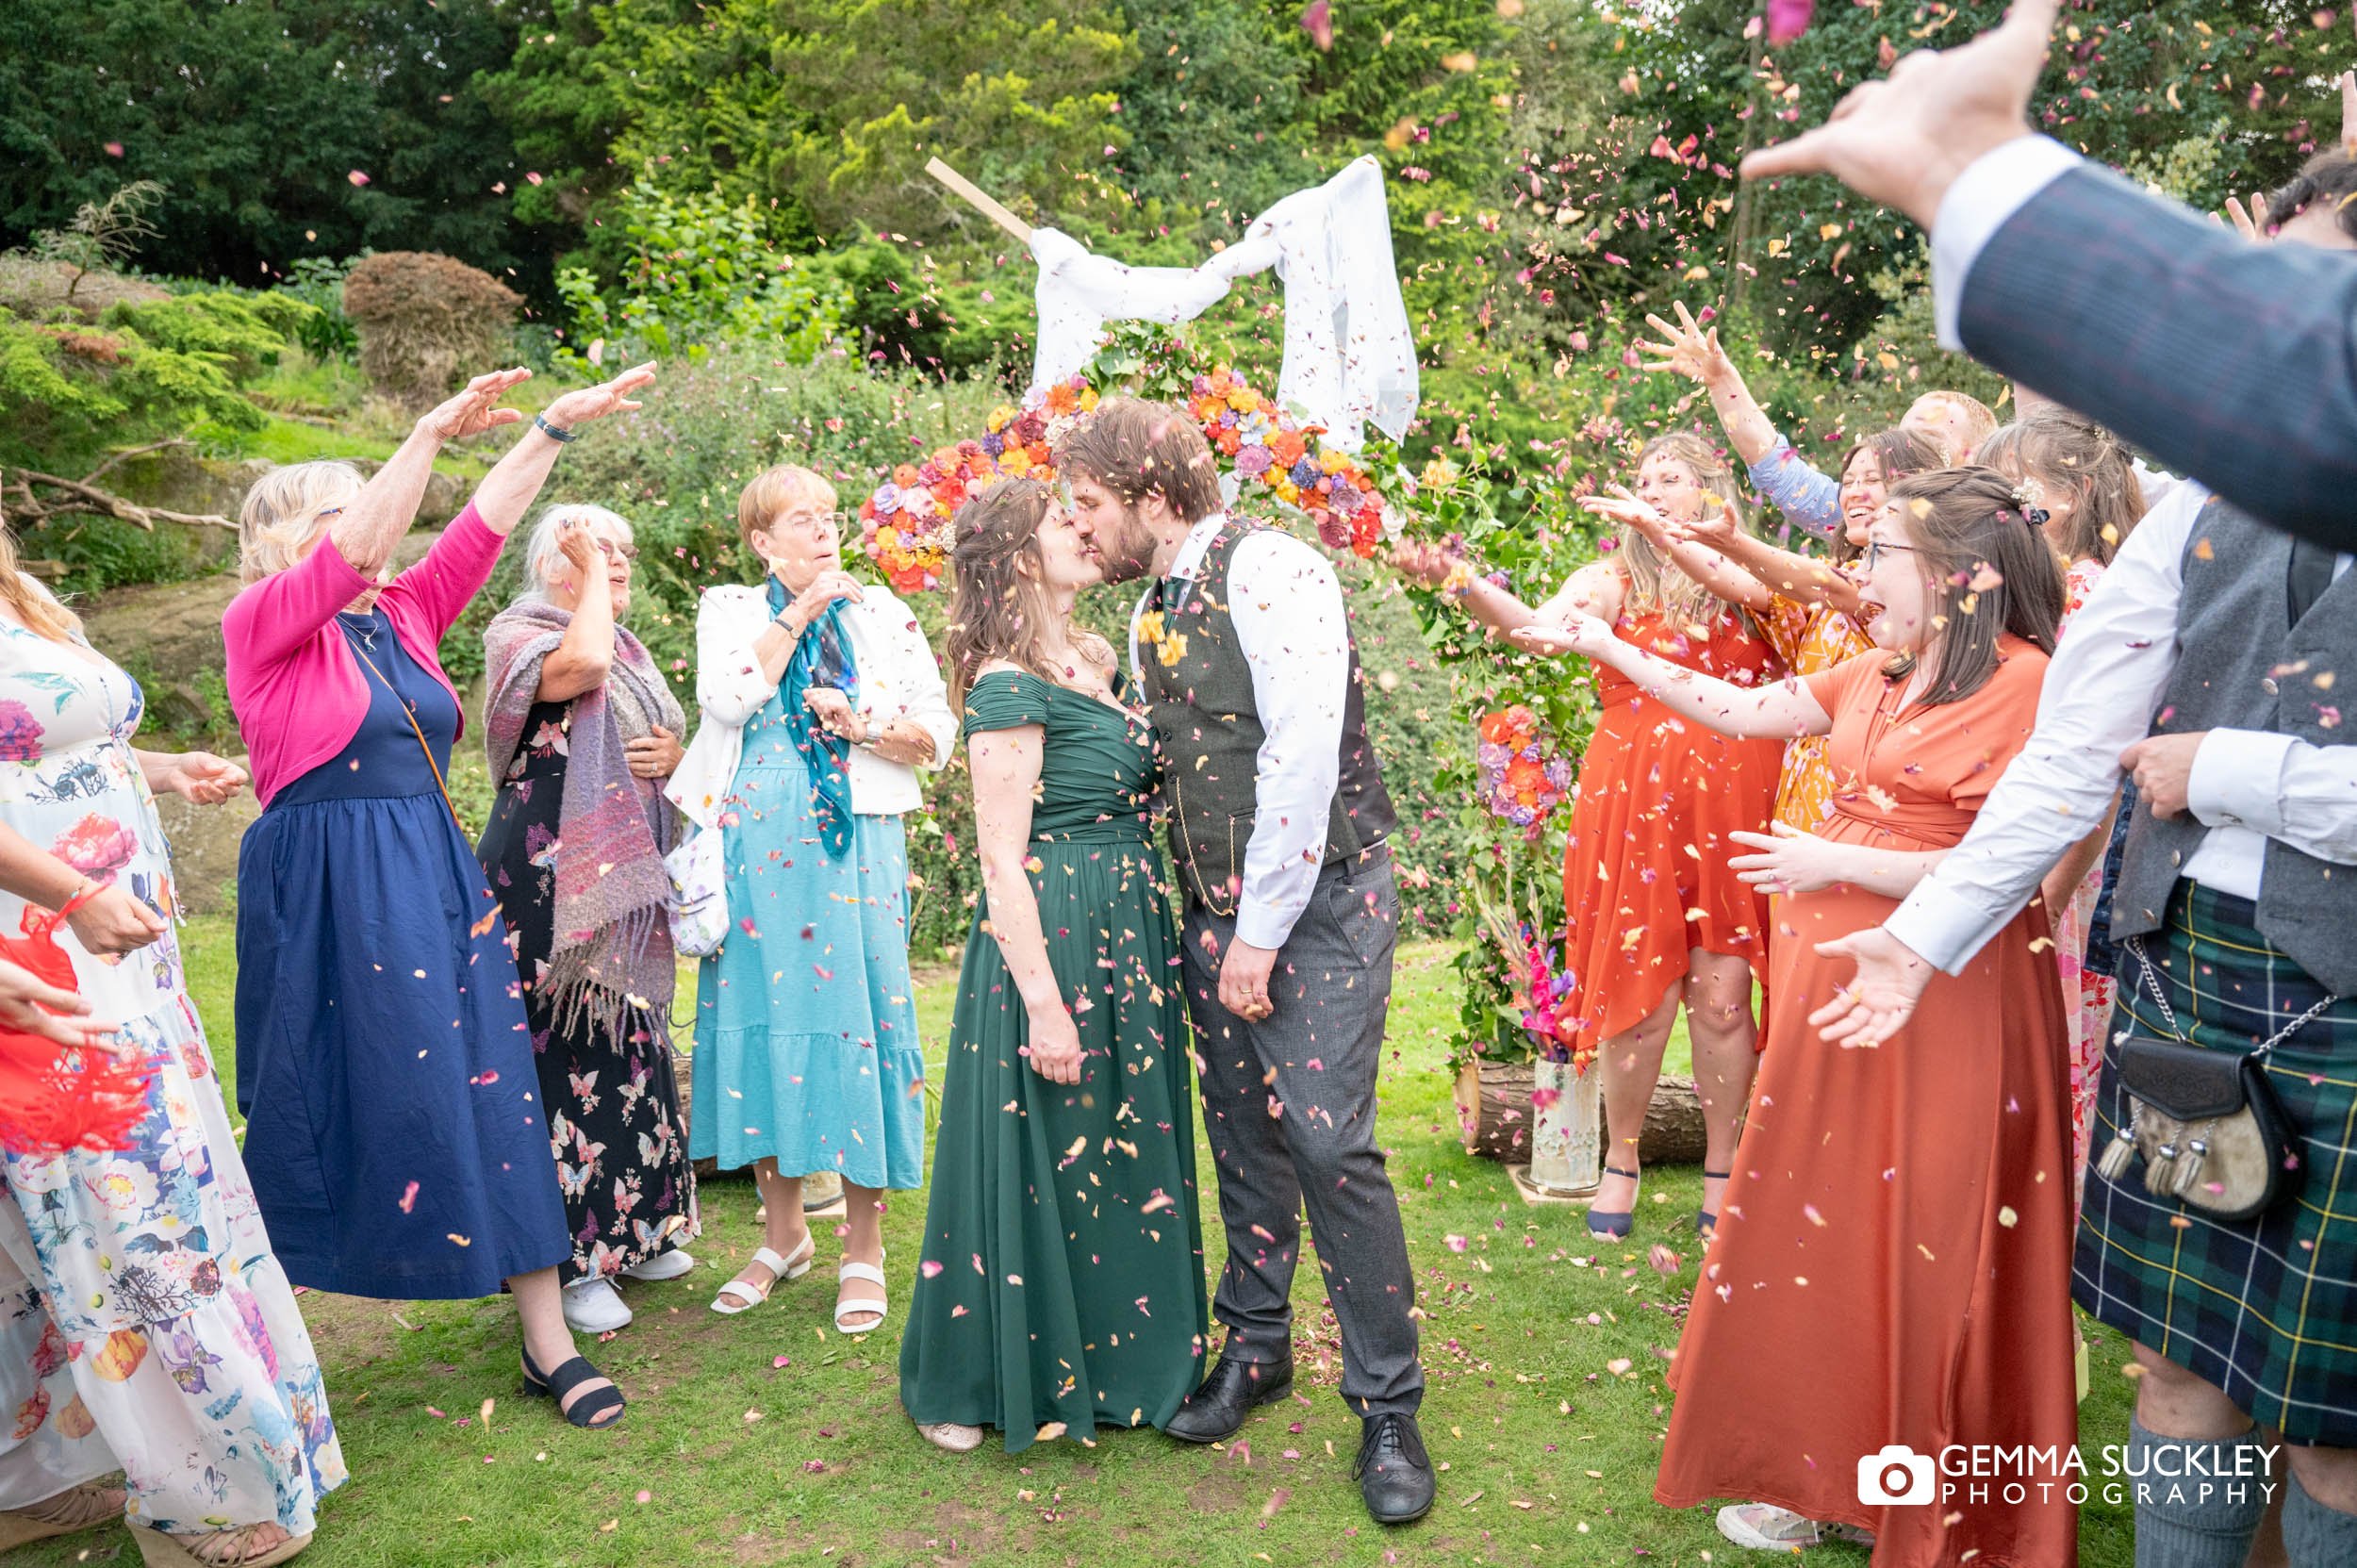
[1234,899,1304,953]
[2187,729,2294,836]
[1930,136,2084,351]
[1885,874,2012,977]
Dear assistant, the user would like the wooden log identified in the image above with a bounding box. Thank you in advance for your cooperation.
[1454,1060,1708,1165]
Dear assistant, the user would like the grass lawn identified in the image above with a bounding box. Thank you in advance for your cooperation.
[22,920,2140,1566]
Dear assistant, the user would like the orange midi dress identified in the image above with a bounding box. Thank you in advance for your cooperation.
[1558,602,1784,1057]
[1654,638,2078,1567]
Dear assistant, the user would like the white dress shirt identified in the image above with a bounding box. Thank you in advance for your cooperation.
[1129,512,1355,951]
[1887,481,2357,973]
[666,581,956,831]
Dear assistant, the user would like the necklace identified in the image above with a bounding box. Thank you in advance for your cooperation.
[341,611,379,653]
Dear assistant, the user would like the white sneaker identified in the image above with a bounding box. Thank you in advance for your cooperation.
[621,1248,695,1282]
[561,1277,634,1334]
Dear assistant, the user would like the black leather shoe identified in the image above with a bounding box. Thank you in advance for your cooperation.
[1355,1411,1435,1524]
[1162,1352,1294,1444]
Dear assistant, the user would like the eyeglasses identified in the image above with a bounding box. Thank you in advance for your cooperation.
[1862,539,1919,570]
[777,509,845,533]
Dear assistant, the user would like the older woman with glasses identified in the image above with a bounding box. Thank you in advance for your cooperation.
[477,505,698,1338]
[224,363,655,1432]
[667,465,953,1332]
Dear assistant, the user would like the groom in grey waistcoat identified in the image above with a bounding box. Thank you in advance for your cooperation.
[1057,398,1433,1526]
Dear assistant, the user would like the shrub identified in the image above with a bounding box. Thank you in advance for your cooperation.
[278,254,369,361]
[342,252,521,407]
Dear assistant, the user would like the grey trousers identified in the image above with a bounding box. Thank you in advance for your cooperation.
[1179,848,1423,1417]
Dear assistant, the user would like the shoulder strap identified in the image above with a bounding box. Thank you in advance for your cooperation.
[350,638,467,836]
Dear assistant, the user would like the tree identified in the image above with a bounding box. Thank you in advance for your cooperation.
[0,1,555,292]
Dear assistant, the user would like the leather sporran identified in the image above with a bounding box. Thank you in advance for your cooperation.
[2093,939,2321,1224]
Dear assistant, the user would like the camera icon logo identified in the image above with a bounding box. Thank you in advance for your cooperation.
[1856,1444,1937,1506]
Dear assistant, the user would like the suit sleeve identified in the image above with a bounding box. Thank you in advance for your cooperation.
[1948,159,2357,552]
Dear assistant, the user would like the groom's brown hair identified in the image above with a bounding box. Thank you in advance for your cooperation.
[1056,397,1223,524]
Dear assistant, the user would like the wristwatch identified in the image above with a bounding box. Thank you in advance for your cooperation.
[850,715,880,749]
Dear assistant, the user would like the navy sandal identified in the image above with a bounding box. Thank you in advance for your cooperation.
[1697,1167,1732,1240]
[1586,1164,1640,1239]
[522,1347,625,1429]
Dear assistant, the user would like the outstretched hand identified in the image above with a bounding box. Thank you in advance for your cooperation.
[1805,926,1937,1047]
[1635,301,1734,387]
[1741,0,2060,230]
[541,363,658,432]
[419,368,532,443]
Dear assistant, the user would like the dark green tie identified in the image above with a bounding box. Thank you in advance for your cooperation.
[2288,536,2336,624]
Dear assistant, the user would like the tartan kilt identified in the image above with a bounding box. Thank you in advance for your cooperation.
[2072,882,2357,1444]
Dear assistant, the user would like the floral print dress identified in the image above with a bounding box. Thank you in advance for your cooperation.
[0,598,344,1534]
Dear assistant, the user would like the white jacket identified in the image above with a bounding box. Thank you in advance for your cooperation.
[665,581,956,831]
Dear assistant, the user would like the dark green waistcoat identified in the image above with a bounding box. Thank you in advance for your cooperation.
[1136,520,1397,916]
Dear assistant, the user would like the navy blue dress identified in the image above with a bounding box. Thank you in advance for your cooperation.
[235,608,570,1298]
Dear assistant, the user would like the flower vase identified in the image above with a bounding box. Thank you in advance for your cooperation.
[1526,1056,1602,1196]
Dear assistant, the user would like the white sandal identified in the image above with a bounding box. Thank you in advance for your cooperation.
[1714,1503,1874,1551]
[709,1234,814,1315]
[834,1258,889,1332]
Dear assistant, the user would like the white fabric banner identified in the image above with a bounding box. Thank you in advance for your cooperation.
[1029,155,1418,451]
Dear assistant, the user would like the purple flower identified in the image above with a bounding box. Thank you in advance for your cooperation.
[1329,482,1363,515]
[1234,445,1275,478]
[1289,456,1322,488]
[981,432,1005,458]
[0,700,42,763]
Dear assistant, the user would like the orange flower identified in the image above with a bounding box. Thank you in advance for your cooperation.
[1270,430,1308,465]
[893,464,921,489]
[1046,383,1079,415]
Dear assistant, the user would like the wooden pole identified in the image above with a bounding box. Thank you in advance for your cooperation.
[924,157,1035,246]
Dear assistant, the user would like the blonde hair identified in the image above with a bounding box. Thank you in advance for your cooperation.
[1974,409,2147,566]
[737,464,835,555]
[0,532,79,643]
[1904,390,2000,463]
[1621,432,1747,625]
[239,460,365,585]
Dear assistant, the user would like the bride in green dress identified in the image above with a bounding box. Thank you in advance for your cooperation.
[898,478,1209,1454]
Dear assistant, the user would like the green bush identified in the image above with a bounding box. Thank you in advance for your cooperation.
[552,180,847,368]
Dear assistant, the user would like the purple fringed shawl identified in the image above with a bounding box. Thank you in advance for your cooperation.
[483,601,688,1047]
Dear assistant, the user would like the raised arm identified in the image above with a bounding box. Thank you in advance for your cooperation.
[967,702,1084,1086]
[1508,609,1831,742]
[1673,502,1868,619]
[536,520,617,703]
[1579,491,1773,614]
[330,369,532,582]
[1392,540,1625,637]
[1637,302,1779,466]
[465,364,656,539]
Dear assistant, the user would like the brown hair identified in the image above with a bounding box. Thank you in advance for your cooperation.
[945,479,1063,708]
[0,531,79,643]
[1974,409,2147,565]
[1880,466,2065,707]
[1053,397,1223,524]
[736,464,835,555]
[1620,431,1748,625]
[1829,427,1942,565]
[2267,147,2357,243]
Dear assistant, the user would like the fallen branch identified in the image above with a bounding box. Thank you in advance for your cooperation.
[1,440,235,535]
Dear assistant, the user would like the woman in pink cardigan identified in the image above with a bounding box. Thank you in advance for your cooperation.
[224,363,653,1432]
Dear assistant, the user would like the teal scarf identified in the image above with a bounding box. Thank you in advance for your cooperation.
[766,575,860,859]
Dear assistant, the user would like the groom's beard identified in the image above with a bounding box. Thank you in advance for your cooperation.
[1093,512,1161,584]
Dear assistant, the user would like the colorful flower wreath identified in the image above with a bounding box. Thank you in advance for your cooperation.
[857,357,1395,593]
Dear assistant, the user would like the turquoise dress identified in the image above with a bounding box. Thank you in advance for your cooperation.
[899,671,1208,1452]
[687,663,926,1188]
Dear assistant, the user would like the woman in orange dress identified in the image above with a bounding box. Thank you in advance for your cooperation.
[1513,467,2076,1565]
[1397,432,1782,1241]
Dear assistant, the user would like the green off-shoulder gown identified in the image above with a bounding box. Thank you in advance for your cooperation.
[898,669,1210,1452]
